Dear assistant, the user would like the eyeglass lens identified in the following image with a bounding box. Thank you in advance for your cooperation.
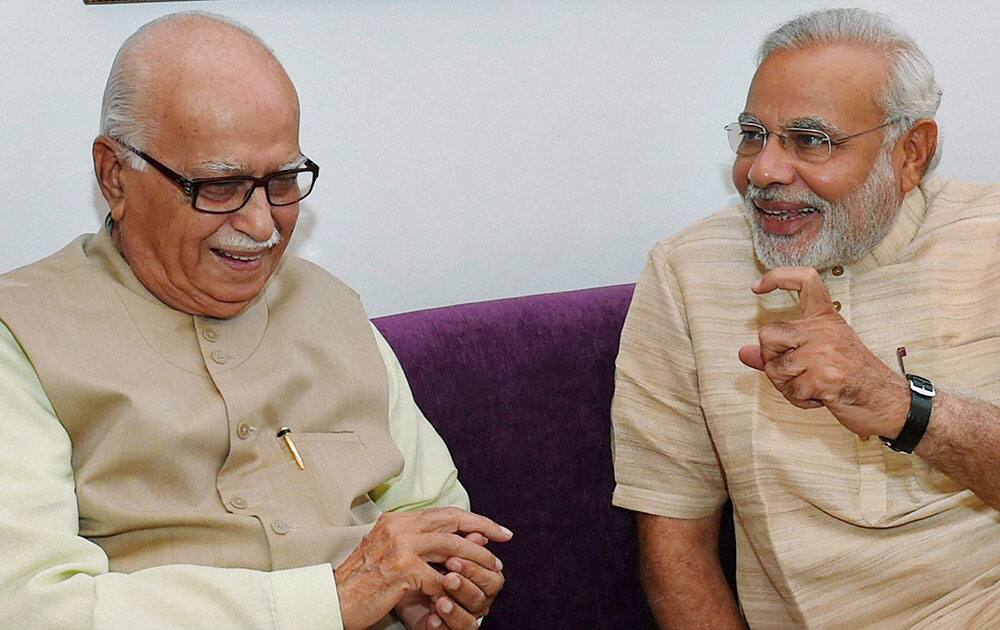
[195,170,317,213]
[725,123,833,164]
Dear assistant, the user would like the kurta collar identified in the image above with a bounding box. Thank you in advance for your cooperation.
[843,181,929,275]
[83,228,270,374]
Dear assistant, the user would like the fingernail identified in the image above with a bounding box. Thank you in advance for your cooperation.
[752,278,763,290]
[429,616,442,628]
[446,558,462,572]
[500,526,513,538]
[495,557,503,571]
[440,599,454,614]
[446,574,461,590]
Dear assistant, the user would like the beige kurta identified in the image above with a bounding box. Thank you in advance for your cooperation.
[612,178,1000,628]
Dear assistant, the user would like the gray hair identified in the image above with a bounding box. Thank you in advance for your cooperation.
[99,11,275,170]
[758,8,942,171]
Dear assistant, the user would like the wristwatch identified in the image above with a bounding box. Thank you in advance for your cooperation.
[880,374,935,453]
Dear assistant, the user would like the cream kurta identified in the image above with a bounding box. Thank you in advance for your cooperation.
[612,178,1000,628]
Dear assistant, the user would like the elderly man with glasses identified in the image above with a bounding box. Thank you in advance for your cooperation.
[612,8,1000,629]
[0,12,509,630]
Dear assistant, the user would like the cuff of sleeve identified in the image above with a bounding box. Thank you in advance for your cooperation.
[270,563,343,630]
[612,483,724,519]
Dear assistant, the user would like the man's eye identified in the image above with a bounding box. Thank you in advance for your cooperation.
[792,132,829,150]
[741,127,766,143]
[269,174,298,194]
[199,181,246,201]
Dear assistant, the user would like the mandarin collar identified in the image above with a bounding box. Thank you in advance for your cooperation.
[84,227,270,318]
[82,228,271,374]
[839,178,933,276]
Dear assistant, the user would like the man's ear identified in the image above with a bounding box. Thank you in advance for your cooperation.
[93,137,128,221]
[896,118,938,194]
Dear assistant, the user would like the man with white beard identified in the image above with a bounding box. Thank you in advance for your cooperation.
[611,8,1000,629]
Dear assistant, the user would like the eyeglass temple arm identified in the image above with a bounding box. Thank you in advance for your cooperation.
[118,141,195,195]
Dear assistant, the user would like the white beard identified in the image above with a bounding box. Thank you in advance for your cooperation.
[743,149,900,270]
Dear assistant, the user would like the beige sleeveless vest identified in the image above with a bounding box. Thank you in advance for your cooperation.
[0,230,404,573]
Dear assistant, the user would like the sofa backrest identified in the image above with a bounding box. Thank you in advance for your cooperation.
[373,284,657,628]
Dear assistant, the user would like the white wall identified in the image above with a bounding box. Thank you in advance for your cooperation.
[1,0,997,316]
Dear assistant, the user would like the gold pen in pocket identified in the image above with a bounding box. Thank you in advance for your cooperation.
[276,426,305,470]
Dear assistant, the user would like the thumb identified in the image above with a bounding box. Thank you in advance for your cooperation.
[738,345,766,371]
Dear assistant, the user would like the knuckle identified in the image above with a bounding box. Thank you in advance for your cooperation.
[781,382,801,401]
[421,506,445,518]
[763,363,784,384]
[443,506,465,523]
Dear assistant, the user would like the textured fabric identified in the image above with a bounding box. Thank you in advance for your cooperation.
[612,178,1000,628]
[0,229,402,574]
[0,236,468,629]
[374,285,661,630]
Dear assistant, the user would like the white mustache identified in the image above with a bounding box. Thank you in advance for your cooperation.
[745,184,830,211]
[216,228,282,251]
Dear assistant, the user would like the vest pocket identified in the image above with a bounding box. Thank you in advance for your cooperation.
[260,430,376,525]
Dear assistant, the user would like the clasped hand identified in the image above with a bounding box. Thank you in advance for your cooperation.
[738,267,910,439]
[335,507,512,630]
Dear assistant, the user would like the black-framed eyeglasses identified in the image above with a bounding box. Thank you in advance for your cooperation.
[723,118,900,165]
[117,141,319,213]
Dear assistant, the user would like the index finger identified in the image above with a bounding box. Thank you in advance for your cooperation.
[752,266,834,317]
[417,507,514,542]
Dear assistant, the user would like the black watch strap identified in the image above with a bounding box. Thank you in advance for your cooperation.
[880,374,935,453]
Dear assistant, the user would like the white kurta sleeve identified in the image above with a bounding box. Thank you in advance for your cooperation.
[367,324,470,513]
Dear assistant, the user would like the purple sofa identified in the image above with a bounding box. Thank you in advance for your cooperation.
[372,284,735,628]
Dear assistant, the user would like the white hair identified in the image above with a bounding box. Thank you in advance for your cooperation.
[758,8,942,171]
[99,11,276,170]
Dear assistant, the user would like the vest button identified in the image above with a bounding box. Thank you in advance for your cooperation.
[203,328,219,342]
[271,519,289,535]
[831,265,844,277]
[833,300,842,312]
[236,422,252,439]
[230,496,247,510]
[211,350,227,365]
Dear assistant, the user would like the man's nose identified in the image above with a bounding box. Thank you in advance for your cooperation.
[230,186,276,242]
[747,135,797,189]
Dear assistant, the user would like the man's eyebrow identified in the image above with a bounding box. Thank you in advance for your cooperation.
[192,156,306,177]
[193,160,245,177]
[279,156,307,171]
[738,112,761,124]
[787,116,845,137]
